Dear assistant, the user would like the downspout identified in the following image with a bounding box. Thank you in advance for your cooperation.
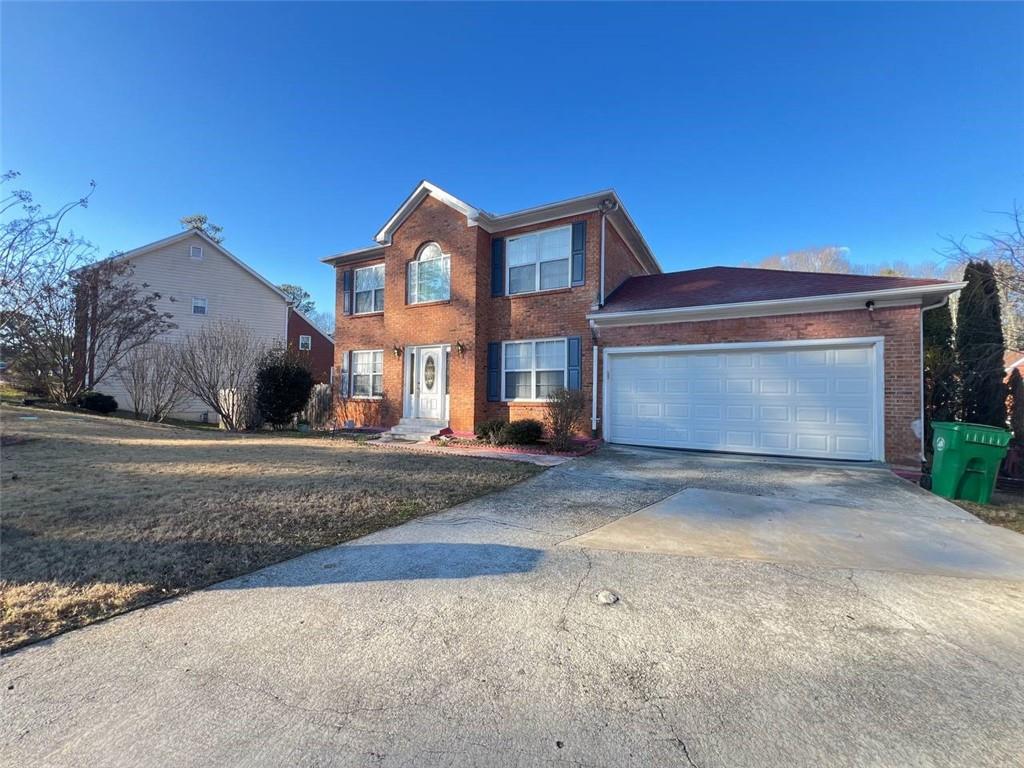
[920,295,951,463]
[597,197,618,306]
[599,213,606,306]
[591,340,599,433]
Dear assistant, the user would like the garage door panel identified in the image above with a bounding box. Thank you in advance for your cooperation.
[607,343,878,460]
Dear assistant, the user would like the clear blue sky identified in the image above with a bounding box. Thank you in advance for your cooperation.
[4,2,1022,314]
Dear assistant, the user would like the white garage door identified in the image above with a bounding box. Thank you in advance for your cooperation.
[605,341,882,461]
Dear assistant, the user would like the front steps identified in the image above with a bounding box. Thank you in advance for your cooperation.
[381,417,448,443]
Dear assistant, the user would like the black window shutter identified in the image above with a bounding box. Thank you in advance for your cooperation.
[486,342,501,401]
[571,222,586,286]
[342,269,354,315]
[567,336,582,390]
[491,238,505,297]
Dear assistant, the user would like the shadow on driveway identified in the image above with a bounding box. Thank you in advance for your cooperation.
[214,542,545,588]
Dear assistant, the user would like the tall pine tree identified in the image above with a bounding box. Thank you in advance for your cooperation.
[955,260,1007,426]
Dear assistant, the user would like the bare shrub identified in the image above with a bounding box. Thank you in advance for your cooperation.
[545,387,588,452]
[177,319,265,431]
[115,342,185,421]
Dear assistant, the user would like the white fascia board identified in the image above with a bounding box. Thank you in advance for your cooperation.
[321,244,387,265]
[374,180,480,245]
[587,282,968,327]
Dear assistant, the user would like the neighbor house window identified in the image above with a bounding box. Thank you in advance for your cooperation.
[354,264,385,314]
[192,297,208,315]
[502,338,567,401]
[299,334,312,351]
[190,245,203,260]
[506,225,571,295]
[351,350,383,397]
[408,242,450,304]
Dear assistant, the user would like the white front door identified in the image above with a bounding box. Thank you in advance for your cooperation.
[415,346,444,420]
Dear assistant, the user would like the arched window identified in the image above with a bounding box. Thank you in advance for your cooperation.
[408,242,451,304]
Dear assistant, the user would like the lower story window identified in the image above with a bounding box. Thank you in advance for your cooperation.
[352,350,383,397]
[502,338,567,401]
[298,334,312,351]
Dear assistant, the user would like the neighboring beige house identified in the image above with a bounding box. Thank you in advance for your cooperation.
[93,229,292,422]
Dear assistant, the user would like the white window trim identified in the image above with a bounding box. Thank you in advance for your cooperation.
[408,242,451,305]
[191,296,208,315]
[500,336,569,402]
[190,245,203,260]
[506,224,572,296]
[298,334,312,351]
[354,264,385,315]
[350,349,384,399]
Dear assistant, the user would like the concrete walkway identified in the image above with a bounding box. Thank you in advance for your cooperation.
[3,446,1023,767]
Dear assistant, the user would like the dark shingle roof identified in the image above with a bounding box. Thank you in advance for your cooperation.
[597,266,950,313]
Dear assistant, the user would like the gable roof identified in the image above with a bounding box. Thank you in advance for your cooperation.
[289,306,334,342]
[323,180,660,273]
[101,229,292,303]
[589,266,965,325]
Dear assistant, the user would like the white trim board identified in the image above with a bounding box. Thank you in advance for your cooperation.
[602,337,886,462]
[589,283,966,327]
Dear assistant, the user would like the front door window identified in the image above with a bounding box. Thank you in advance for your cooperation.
[412,346,445,420]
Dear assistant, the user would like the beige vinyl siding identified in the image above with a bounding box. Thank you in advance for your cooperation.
[96,233,288,421]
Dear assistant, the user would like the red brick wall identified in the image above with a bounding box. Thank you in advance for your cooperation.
[603,221,649,299]
[332,196,482,432]
[593,306,922,466]
[287,308,333,383]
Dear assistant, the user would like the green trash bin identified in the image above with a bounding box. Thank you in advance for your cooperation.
[930,421,1011,504]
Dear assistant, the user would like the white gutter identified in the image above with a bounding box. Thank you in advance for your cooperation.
[591,344,599,432]
[587,282,968,327]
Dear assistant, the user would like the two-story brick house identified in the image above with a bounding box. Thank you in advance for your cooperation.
[324,181,964,466]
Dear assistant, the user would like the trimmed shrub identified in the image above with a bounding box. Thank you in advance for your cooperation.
[475,418,507,444]
[254,350,315,429]
[495,418,544,446]
[76,390,118,414]
[545,387,588,452]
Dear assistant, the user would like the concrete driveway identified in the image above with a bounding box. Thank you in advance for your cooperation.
[3,446,1024,767]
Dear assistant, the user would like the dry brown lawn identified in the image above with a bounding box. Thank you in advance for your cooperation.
[956,490,1024,535]
[0,407,541,651]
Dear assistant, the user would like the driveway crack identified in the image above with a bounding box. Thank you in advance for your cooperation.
[556,549,593,632]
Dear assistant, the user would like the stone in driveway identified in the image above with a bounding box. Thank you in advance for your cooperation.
[564,486,1024,580]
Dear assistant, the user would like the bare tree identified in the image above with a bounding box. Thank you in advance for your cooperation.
[942,203,1024,349]
[177,319,266,430]
[5,258,175,402]
[1,171,95,332]
[308,309,334,336]
[115,342,186,421]
[748,246,853,274]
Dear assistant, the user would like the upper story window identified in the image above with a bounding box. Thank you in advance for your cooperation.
[354,264,385,314]
[190,245,203,260]
[192,296,208,315]
[506,225,571,295]
[298,334,312,351]
[408,242,451,304]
